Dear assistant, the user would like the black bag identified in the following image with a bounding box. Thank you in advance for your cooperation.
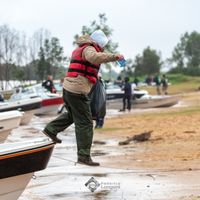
[89,79,106,119]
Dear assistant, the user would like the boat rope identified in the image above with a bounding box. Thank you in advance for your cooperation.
[52,155,77,165]
[51,154,200,174]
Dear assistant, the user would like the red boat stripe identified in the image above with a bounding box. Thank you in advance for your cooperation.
[42,97,64,107]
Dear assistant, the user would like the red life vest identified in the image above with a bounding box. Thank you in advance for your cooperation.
[66,44,102,84]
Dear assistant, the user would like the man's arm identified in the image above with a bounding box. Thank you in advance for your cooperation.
[83,46,122,65]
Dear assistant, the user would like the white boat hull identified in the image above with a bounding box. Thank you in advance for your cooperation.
[0,173,33,200]
[0,111,22,143]
[133,95,180,109]
[20,109,38,125]
[0,139,54,200]
[106,99,123,110]
[106,95,180,110]
[36,104,60,115]
[0,97,42,125]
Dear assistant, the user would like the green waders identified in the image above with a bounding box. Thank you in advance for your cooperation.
[44,89,93,157]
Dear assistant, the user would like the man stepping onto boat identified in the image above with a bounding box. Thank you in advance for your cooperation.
[43,30,124,166]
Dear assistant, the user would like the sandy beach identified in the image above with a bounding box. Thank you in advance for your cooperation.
[7,91,200,200]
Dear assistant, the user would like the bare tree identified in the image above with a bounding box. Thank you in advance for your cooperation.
[28,28,51,61]
[0,25,19,89]
[27,29,51,81]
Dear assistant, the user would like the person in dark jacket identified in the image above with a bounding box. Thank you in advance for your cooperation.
[42,75,57,93]
[161,74,168,95]
[154,74,161,95]
[122,77,132,111]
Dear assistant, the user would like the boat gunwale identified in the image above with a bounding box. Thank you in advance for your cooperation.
[0,143,55,159]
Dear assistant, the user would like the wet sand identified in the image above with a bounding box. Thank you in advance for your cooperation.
[9,91,200,199]
[95,92,200,172]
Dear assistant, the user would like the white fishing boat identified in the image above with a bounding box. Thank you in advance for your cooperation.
[106,83,148,100]
[132,94,181,109]
[0,111,23,143]
[19,84,64,115]
[106,94,180,110]
[0,138,55,200]
[106,83,148,110]
[0,97,42,125]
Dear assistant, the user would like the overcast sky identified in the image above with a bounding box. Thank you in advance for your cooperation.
[0,0,199,61]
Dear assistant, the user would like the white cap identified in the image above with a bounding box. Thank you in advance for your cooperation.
[90,30,109,48]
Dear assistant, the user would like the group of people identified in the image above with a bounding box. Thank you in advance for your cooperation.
[146,74,168,95]
[154,74,168,95]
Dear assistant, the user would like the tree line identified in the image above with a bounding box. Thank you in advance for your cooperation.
[121,31,200,78]
[75,14,200,79]
[0,25,66,90]
[1,13,200,90]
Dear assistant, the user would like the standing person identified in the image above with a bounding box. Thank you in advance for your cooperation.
[43,30,124,166]
[42,75,57,93]
[122,77,132,112]
[161,74,168,95]
[154,74,161,95]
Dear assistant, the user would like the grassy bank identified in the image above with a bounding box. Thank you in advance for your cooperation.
[139,74,200,94]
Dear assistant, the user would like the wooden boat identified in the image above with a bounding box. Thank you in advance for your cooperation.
[0,111,23,143]
[0,138,55,200]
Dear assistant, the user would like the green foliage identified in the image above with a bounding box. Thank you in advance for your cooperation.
[134,46,162,76]
[12,66,25,81]
[37,47,47,80]
[169,65,200,76]
[37,37,66,80]
[161,73,200,85]
[54,66,66,78]
[171,31,200,75]
[165,73,191,84]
